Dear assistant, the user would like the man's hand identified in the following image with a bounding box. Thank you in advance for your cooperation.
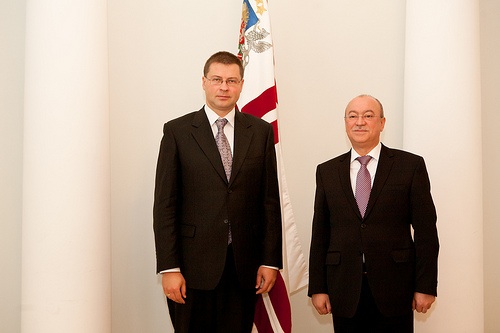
[311,293,332,315]
[413,292,436,313]
[162,272,187,304]
[255,266,278,294]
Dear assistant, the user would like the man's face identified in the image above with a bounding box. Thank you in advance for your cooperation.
[202,62,243,116]
[344,96,386,151]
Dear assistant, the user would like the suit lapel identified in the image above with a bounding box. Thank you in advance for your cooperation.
[230,111,253,185]
[339,151,362,219]
[190,108,228,183]
[364,144,394,218]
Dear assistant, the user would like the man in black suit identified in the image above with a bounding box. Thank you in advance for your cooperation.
[308,95,439,332]
[153,51,282,332]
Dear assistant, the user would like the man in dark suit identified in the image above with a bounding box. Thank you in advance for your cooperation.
[308,95,439,332]
[153,51,282,332]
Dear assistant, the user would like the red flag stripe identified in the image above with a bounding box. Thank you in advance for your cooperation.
[253,295,274,332]
[268,273,292,332]
[241,85,278,121]
[270,120,279,145]
[253,272,291,333]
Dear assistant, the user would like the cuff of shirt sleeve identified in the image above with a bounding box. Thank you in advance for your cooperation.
[261,265,279,270]
[159,268,181,274]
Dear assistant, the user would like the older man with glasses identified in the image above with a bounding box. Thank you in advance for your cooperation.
[308,94,439,333]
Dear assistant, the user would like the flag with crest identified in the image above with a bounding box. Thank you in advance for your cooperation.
[237,1,309,331]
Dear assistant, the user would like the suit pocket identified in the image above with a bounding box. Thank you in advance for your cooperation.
[325,251,341,265]
[180,224,196,238]
[391,248,414,263]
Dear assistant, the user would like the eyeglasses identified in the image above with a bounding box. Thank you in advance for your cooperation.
[205,77,242,87]
[344,114,382,122]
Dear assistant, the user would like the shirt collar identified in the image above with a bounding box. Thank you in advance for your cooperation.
[350,142,382,163]
[204,105,235,128]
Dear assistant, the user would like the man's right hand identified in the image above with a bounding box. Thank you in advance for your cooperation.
[162,272,187,304]
[311,293,332,315]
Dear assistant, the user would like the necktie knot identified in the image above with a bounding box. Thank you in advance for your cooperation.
[216,118,228,131]
[357,155,372,166]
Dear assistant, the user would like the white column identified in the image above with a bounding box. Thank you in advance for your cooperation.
[21,1,110,332]
[404,1,483,332]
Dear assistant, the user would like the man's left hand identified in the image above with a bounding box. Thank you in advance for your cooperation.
[413,292,436,313]
[255,266,278,294]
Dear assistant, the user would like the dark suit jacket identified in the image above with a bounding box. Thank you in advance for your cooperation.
[308,144,439,317]
[153,107,282,291]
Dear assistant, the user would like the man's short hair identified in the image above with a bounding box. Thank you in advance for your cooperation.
[355,94,385,118]
[203,51,244,79]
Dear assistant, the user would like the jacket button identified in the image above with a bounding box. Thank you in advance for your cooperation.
[224,219,229,224]
[361,223,367,229]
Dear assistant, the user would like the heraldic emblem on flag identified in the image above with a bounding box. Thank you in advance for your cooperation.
[237,1,309,332]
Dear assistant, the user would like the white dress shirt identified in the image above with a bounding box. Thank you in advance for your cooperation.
[349,142,382,195]
[205,106,235,155]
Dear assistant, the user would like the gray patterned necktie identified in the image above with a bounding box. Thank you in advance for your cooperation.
[215,118,232,244]
[355,155,372,218]
[215,118,232,181]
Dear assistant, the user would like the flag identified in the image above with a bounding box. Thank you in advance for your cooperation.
[237,1,309,331]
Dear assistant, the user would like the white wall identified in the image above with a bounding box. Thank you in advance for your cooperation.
[0,0,24,332]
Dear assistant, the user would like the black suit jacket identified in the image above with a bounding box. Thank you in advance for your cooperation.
[308,144,439,317]
[153,107,282,290]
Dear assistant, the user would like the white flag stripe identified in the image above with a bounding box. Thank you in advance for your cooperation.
[261,109,278,123]
[239,74,274,108]
[276,143,309,293]
[263,293,286,333]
